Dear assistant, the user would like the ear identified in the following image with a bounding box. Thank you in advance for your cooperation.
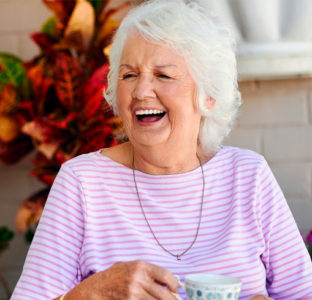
[205,96,216,111]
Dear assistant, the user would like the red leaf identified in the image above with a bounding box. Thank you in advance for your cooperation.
[47,111,77,129]
[18,101,34,116]
[82,64,109,117]
[0,134,33,164]
[78,121,116,154]
[31,170,56,186]
[22,118,66,147]
[31,33,56,56]
[54,52,83,111]
[54,148,76,164]
[31,152,59,185]
[16,100,35,126]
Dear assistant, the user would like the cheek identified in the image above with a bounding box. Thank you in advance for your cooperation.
[158,84,184,108]
[116,85,126,104]
[116,86,131,113]
[163,80,196,102]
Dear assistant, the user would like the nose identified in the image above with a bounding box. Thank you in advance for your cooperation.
[132,73,156,100]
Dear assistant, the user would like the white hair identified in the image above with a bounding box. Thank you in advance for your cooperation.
[104,0,241,155]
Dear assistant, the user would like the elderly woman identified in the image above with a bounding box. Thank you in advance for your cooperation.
[11,1,312,299]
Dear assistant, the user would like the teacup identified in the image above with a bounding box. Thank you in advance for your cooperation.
[183,273,242,300]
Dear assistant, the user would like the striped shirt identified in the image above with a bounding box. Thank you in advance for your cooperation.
[12,146,312,299]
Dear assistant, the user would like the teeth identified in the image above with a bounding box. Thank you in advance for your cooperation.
[135,109,165,115]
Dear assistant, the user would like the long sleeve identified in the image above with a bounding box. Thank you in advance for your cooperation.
[11,164,86,300]
[10,147,312,300]
[257,159,312,299]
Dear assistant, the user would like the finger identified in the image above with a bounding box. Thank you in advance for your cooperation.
[137,289,160,300]
[142,278,178,300]
[146,262,179,292]
[127,277,159,300]
[170,291,183,300]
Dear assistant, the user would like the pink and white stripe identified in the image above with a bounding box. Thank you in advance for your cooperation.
[12,146,312,299]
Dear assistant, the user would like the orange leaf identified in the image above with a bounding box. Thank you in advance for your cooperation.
[42,0,75,24]
[15,188,49,233]
[37,142,60,160]
[0,115,20,142]
[27,63,53,112]
[96,2,130,45]
[97,18,120,41]
[0,84,21,115]
[22,121,45,142]
[65,0,95,50]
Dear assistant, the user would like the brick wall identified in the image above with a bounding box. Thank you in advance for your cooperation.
[0,0,312,298]
[224,79,312,232]
[0,0,51,60]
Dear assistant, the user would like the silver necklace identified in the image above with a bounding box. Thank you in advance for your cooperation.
[132,154,205,261]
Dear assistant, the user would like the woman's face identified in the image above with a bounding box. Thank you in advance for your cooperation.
[116,34,202,150]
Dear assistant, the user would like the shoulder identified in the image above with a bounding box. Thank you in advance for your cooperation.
[62,150,102,170]
[61,143,129,168]
[51,151,104,186]
[220,146,265,164]
[58,143,132,181]
[216,146,268,174]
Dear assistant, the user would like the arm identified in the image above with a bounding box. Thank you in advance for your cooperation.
[12,164,178,300]
[11,164,85,299]
[257,159,312,299]
[52,260,179,300]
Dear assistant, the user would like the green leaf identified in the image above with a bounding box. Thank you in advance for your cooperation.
[87,0,105,13]
[24,227,35,244]
[41,15,58,37]
[307,244,312,261]
[0,226,14,243]
[0,53,29,94]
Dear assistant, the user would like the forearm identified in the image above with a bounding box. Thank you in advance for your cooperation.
[52,260,179,300]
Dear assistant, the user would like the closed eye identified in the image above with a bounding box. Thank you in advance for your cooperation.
[156,73,171,79]
[122,73,137,80]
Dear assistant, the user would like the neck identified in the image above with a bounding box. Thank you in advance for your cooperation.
[129,143,206,175]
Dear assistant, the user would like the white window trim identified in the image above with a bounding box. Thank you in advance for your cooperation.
[206,0,312,80]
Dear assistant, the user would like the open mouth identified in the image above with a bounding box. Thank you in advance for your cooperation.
[135,109,166,122]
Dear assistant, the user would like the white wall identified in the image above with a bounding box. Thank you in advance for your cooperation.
[0,0,312,298]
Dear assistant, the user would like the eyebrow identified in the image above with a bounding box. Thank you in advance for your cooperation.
[155,64,178,69]
[119,64,178,69]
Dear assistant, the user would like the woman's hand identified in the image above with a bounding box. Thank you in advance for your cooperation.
[250,296,274,300]
[60,260,179,300]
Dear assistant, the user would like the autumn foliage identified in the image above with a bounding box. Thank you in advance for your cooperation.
[0,0,129,234]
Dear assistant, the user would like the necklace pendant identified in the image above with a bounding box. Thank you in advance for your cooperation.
[176,255,181,261]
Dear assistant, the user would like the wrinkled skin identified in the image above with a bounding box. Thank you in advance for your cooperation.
[54,260,179,300]
[53,260,274,300]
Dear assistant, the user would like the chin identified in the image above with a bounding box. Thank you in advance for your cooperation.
[130,132,171,148]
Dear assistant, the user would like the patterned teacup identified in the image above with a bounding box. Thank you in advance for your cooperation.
[184,273,242,300]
